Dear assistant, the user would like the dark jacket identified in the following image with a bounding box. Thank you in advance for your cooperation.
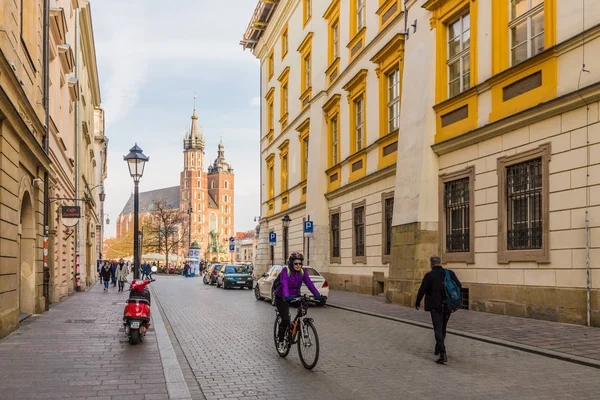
[100,265,112,281]
[415,266,461,311]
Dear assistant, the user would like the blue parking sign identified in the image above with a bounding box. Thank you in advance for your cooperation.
[229,244,235,252]
[269,232,276,246]
[304,221,313,234]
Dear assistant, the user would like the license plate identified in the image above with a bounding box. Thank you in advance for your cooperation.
[130,321,140,328]
[237,280,245,284]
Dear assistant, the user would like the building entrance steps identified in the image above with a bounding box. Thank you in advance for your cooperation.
[0,281,171,399]
[327,290,600,368]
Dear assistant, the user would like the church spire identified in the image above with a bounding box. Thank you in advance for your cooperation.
[183,95,205,151]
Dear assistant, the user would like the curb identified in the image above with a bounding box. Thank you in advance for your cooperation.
[150,286,194,400]
[328,303,600,370]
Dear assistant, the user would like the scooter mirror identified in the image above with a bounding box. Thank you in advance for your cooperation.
[151,266,158,273]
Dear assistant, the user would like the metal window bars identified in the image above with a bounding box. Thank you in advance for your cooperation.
[331,213,340,258]
[444,177,470,253]
[506,157,543,250]
[354,207,365,257]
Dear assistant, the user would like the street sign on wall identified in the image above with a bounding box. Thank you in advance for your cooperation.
[303,220,314,238]
[269,232,276,247]
[229,244,235,252]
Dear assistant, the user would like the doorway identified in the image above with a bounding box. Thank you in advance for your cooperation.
[19,191,36,319]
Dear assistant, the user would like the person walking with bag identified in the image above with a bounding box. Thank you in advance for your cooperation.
[415,256,462,364]
[116,259,128,292]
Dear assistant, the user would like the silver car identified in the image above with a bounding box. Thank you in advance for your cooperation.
[254,265,329,306]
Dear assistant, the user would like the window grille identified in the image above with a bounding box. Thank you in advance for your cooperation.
[506,158,543,250]
[384,198,394,256]
[444,177,470,252]
[354,207,365,257]
[331,213,340,258]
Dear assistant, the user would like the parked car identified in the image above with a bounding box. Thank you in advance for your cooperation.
[255,265,328,305]
[208,264,222,285]
[216,265,253,290]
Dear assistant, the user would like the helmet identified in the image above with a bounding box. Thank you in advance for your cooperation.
[288,252,304,268]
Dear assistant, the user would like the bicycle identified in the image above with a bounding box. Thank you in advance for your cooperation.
[273,294,320,370]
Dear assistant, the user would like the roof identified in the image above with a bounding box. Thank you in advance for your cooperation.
[240,0,280,51]
[119,186,180,215]
[207,192,218,209]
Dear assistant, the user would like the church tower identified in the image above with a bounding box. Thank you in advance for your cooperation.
[180,98,208,253]
[207,138,235,254]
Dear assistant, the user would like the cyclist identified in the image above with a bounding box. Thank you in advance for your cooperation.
[274,252,321,351]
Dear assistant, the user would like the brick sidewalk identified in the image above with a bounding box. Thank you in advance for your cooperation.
[327,290,600,365]
[0,282,169,400]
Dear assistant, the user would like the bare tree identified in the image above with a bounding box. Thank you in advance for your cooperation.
[145,199,189,267]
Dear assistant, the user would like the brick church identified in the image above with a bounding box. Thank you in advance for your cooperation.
[116,104,235,261]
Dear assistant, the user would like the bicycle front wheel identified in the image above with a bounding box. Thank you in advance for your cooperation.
[298,320,319,369]
[273,315,291,358]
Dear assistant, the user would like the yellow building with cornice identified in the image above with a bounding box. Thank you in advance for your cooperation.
[243,0,600,326]
[243,0,404,295]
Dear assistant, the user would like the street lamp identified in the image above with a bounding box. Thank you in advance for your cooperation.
[124,143,149,280]
[282,214,291,265]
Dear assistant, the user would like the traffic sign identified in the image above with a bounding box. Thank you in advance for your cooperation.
[303,220,314,238]
[269,232,276,247]
[229,244,235,252]
[229,236,235,243]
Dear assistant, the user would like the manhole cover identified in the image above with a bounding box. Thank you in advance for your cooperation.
[64,319,96,324]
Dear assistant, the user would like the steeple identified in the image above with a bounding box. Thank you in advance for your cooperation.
[183,96,205,151]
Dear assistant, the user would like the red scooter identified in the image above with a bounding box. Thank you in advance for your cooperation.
[123,279,151,345]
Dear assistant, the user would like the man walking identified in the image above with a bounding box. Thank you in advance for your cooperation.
[415,256,461,364]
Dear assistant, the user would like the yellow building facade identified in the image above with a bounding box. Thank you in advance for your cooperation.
[244,0,404,294]
[245,0,600,326]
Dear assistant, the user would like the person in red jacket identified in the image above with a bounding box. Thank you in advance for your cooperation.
[274,252,321,350]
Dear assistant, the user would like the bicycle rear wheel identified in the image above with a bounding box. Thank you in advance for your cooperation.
[273,315,291,358]
[298,320,319,369]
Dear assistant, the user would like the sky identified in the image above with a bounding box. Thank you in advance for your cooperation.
[91,0,261,238]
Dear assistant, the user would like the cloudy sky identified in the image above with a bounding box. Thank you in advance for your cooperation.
[92,0,261,237]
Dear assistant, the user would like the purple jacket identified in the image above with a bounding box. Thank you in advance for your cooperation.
[275,267,320,298]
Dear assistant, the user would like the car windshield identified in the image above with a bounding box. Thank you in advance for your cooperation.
[303,267,319,276]
[270,266,283,277]
[225,266,247,274]
[214,265,222,271]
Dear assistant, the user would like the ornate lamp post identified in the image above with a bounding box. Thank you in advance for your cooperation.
[282,214,291,265]
[124,144,149,279]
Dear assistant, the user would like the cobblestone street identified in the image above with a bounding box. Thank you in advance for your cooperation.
[152,276,600,400]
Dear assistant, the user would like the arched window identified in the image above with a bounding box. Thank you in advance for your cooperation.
[224,194,229,203]
[224,181,229,189]
[211,181,216,189]
[198,181,201,188]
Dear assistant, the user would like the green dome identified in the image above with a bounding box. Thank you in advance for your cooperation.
[191,241,200,249]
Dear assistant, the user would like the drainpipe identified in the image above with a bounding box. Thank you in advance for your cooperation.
[42,0,50,310]
[74,6,81,292]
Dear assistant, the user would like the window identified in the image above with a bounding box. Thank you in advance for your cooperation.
[224,181,229,189]
[506,158,542,250]
[331,118,339,165]
[387,69,400,132]
[266,87,275,140]
[278,67,290,130]
[343,70,367,154]
[282,154,288,191]
[355,97,364,151]
[447,12,471,97]
[333,21,340,59]
[304,54,311,91]
[497,143,550,263]
[21,0,36,66]
[281,25,289,59]
[439,167,474,263]
[211,181,216,189]
[330,209,341,263]
[303,0,312,26]
[224,194,229,203]
[283,84,288,114]
[268,51,274,79]
[357,0,365,31]
[382,193,394,263]
[303,137,309,180]
[266,155,275,199]
[352,201,366,263]
[510,0,544,66]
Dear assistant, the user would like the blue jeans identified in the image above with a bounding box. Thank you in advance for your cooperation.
[104,280,109,289]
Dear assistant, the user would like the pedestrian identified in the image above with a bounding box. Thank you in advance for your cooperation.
[140,262,146,280]
[97,261,103,284]
[415,256,462,364]
[110,262,117,287]
[183,263,189,278]
[116,259,128,292]
[100,262,111,291]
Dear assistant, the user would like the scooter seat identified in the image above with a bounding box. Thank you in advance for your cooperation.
[127,297,150,305]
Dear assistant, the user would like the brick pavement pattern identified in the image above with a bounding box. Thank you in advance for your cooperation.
[0,282,169,400]
[328,290,600,362]
[152,276,600,400]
